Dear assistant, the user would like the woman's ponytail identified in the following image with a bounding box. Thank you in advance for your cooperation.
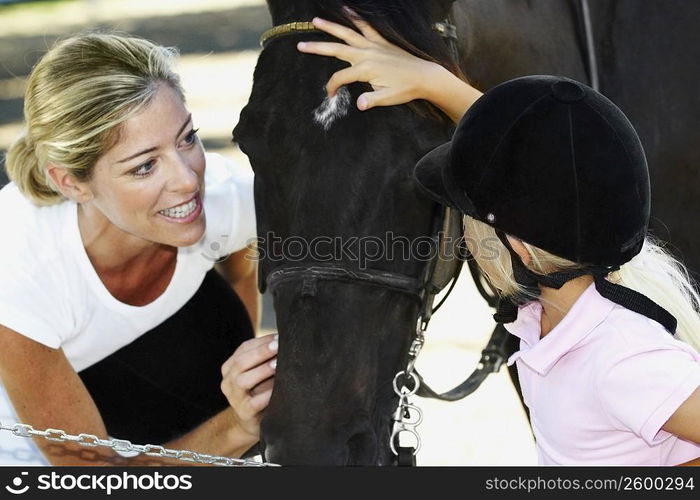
[5,133,63,205]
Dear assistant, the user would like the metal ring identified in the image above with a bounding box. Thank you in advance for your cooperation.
[392,371,420,396]
[390,427,422,456]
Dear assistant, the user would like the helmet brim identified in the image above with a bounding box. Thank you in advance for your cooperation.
[414,141,476,216]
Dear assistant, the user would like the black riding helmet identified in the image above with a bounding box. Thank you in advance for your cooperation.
[414,75,677,333]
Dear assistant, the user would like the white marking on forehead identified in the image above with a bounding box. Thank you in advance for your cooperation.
[313,86,351,131]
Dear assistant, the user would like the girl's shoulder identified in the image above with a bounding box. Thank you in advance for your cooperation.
[591,305,700,447]
[593,304,700,367]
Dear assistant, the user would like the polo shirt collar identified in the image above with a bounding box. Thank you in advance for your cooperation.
[504,283,616,375]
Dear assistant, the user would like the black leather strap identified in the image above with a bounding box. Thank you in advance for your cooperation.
[593,276,677,333]
[397,447,416,466]
[415,324,511,401]
[492,230,677,333]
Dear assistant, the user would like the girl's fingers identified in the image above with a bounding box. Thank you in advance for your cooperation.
[310,16,370,48]
[221,334,278,376]
[343,10,388,44]
[326,65,367,96]
[356,88,398,111]
[297,41,359,63]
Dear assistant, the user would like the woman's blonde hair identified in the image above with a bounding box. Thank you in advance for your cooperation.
[4,32,183,205]
[465,215,700,352]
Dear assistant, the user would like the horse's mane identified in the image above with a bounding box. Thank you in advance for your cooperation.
[313,0,464,120]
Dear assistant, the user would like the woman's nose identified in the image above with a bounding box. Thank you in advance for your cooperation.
[167,155,199,193]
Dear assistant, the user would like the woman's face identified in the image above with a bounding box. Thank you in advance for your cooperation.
[84,83,206,248]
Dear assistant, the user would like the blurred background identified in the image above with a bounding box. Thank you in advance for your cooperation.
[0,0,536,466]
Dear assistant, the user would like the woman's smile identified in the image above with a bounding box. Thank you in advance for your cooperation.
[157,192,203,222]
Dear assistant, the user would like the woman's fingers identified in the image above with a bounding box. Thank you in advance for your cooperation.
[221,334,278,377]
[310,16,370,48]
[251,377,274,396]
[249,378,274,412]
[232,356,277,392]
[249,385,273,413]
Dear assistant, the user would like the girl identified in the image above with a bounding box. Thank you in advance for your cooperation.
[300,16,700,465]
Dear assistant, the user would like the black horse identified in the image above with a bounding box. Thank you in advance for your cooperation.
[234,0,459,465]
[234,0,700,465]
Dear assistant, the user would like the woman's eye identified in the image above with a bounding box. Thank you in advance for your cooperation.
[132,160,155,177]
[183,128,199,146]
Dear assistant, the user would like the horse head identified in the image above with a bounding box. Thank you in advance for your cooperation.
[233,0,459,465]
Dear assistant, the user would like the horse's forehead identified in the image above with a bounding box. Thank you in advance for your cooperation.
[313,86,351,131]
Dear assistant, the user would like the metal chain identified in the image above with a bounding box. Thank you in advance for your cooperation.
[0,420,279,467]
[389,321,426,456]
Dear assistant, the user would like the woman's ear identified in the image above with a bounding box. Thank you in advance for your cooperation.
[45,164,93,203]
[506,235,532,266]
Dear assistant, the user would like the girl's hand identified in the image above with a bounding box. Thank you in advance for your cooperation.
[297,15,442,111]
[220,334,278,439]
[296,13,482,122]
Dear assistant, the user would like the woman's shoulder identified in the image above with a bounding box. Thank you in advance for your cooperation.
[204,152,254,187]
[0,183,70,263]
[198,152,256,257]
[0,184,77,348]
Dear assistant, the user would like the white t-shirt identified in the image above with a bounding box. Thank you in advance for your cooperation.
[0,152,256,372]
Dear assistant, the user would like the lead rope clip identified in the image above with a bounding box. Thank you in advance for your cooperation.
[390,321,426,465]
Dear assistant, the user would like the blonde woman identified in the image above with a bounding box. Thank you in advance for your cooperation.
[300,16,700,465]
[0,33,278,465]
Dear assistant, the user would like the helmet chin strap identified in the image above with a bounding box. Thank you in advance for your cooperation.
[492,230,678,334]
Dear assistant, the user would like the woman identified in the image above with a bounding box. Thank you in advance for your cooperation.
[0,33,277,465]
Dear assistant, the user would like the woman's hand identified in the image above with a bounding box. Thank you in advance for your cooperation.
[220,334,278,439]
[296,13,482,122]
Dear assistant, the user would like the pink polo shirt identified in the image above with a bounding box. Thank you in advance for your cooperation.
[505,283,700,465]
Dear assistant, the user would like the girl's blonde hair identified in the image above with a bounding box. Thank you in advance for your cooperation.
[465,215,700,352]
[4,32,183,206]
